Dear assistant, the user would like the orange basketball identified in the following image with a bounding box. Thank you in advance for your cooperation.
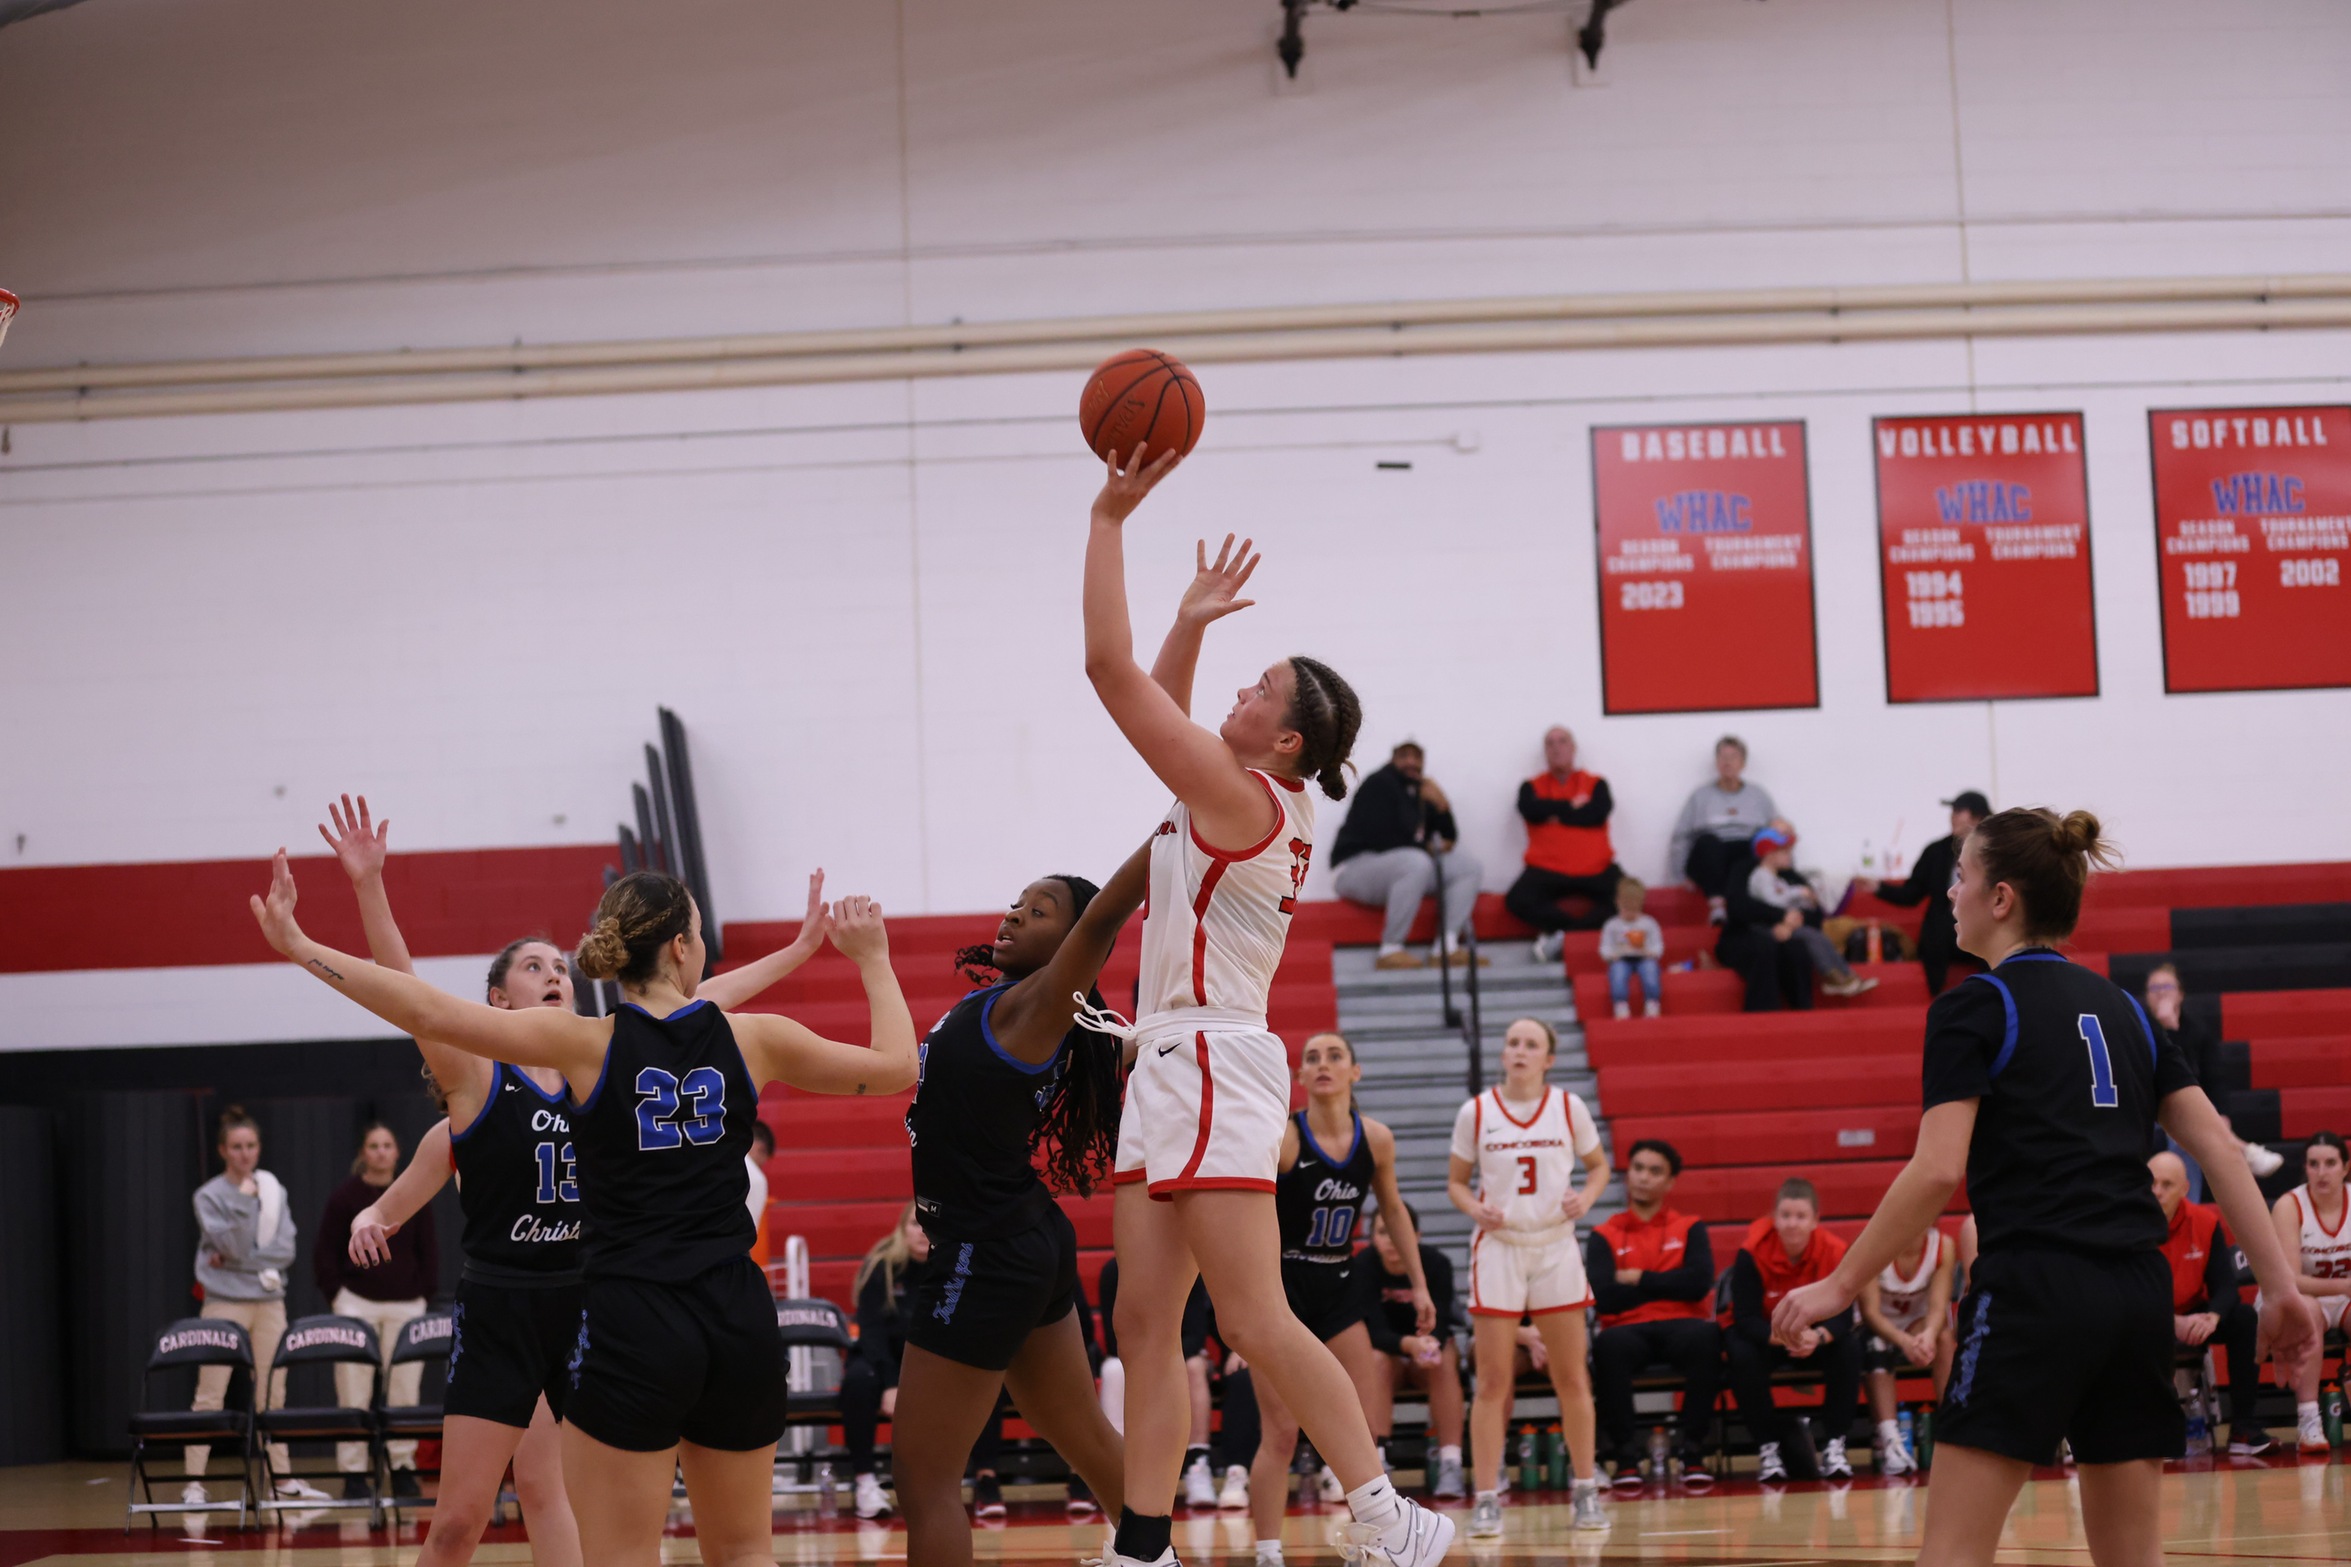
[1079,349,1204,466]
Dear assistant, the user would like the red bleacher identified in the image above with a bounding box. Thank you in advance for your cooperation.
[2225,990,2351,1140]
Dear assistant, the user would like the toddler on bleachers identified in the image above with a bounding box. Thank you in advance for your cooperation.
[1746,828,1878,998]
[1598,877,1665,1019]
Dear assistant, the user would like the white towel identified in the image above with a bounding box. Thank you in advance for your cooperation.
[254,1170,286,1294]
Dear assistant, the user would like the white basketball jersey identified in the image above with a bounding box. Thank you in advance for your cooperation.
[1449,1086,1601,1241]
[2287,1184,2351,1281]
[1136,770,1315,1021]
[1876,1232,1946,1332]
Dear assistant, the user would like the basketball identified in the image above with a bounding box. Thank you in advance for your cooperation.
[1078,348,1204,466]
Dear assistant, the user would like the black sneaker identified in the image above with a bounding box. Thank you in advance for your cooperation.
[2227,1424,2275,1457]
[1673,1444,1715,1486]
[341,1475,371,1501]
[971,1473,1006,1520]
[392,1470,421,1498]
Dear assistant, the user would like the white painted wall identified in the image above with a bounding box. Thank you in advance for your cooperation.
[6,0,2350,970]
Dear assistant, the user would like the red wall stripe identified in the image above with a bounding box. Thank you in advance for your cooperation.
[0,845,615,974]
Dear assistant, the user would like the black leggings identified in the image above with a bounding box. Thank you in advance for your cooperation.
[840,1354,1002,1477]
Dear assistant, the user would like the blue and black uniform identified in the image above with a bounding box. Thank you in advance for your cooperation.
[1926,948,2198,1465]
[903,984,1081,1371]
[564,1000,783,1453]
[1277,1108,1375,1341]
[444,1062,586,1427]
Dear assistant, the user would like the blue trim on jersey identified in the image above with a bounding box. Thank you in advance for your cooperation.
[1997,949,2069,965]
[977,984,1057,1076]
[573,1040,614,1112]
[619,999,711,1022]
[1968,972,2022,1080]
[1296,1108,1363,1170]
[509,1066,569,1105]
[451,1062,503,1144]
[2123,992,2160,1069]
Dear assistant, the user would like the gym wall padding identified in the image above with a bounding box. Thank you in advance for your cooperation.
[0,1105,64,1465]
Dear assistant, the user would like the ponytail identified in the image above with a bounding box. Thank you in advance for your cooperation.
[1286,656,1363,801]
[1969,806,2117,941]
[575,871,693,985]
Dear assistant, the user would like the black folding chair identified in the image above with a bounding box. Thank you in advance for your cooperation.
[126,1316,257,1531]
[256,1314,384,1524]
[379,1310,455,1528]
[775,1298,853,1496]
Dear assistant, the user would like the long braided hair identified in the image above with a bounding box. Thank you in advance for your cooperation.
[1287,655,1363,800]
[950,874,1126,1197]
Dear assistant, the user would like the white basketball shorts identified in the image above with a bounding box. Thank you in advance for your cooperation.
[1113,1026,1291,1200]
[1468,1227,1593,1318]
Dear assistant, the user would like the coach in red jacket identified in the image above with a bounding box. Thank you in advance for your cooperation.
[1722,1178,1862,1481]
[1585,1139,1719,1481]
[2151,1151,2272,1455]
[1505,727,1624,961]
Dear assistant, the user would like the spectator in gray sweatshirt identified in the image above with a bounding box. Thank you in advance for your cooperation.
[183,1105,328,1506]
[1664,735,1779,920]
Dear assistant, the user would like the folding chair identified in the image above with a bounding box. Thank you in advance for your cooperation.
[380,1310,455,1529]
[126,1316,257,1531]
[256,1314,385,1524]
[775,1297,853,1498]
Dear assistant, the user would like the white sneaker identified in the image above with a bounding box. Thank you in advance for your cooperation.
[1643,1000,1662,1018]
[1430,1452,1464,1499]
[1569,1481,1608,1531]
[1219,1465,1251,1510]
[1821,1437,1853,1480]
[276,1478,331,1502]
[1184,1454,1217,1508]
[1611,1000,1630,1019]
[1345,1495,1456,1566]
[853,1472,892,1519]
[2298,1408,2330,1455]
[1317,1464,1345,1504]
[1531,931,1564,965]
[2245,1141,2286,1177]
[1877,1428,1916,1476]
[180,1481,207,1508]
[1103,1551,1179,1567]
[1466,1491,1503,1538]
[1255,1547,1285,1567]
[1756,1441,1787,1482]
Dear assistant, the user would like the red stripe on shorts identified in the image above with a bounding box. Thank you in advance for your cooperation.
[1176,1032,1215,1183]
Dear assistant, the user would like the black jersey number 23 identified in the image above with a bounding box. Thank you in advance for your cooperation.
[635,1065,729,1150]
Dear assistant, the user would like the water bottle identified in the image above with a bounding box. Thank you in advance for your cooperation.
[1517,1426,1539,1492]
[1648,1424,1670,1483]
[1897,1408,1914,1460]
[2324,1381,2346,1449]
[1915,1408,1933,1470]
[815,1460,837,1513]
[2182,1393,2209,1459]
[1865,920,1884,964]
[1546,1424,1567,1491]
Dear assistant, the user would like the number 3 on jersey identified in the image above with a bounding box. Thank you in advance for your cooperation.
[635,1065,729,1150]
[2077,1014,2119,1109]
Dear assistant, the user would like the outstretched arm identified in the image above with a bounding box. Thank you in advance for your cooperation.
[321,796,494,1107]
[251,852,607,1078]
[698,870,832,1012]
[1148,533,1259,714]
[991,841,1153,1060]
[350,1119,453,1269]
[730,897,917,1097]
[1084,447,1279,853]
[2166,1090,2325,1382]
[1774,1099,1974,1346]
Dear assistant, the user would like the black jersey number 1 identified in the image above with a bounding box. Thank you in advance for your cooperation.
[2077,1014,2119,1109]
[635,1065,729,1151]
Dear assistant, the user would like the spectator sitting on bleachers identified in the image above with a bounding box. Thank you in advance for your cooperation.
[1745,827,1877,999]
[1855,1226,1953,1476]
[1851,790,1985,995]
[1597,877,1665,1019]
[1351,1204,1465,1499]
[1666,735,1779,921]
[1716,823,1816,1013]
[1332,740,1485,971]
[1505,726,1624,963]
[1586,1139,1718,1486]
[1723,1178,1862,1482]
[2145,963,2285,1195]
[2150,1152,2273,1457]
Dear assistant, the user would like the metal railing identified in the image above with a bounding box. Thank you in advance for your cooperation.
[1428,844,1486,1097]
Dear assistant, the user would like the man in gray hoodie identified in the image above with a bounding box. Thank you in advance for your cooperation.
[184,1106,328,1506]
[1663,736,1779,920]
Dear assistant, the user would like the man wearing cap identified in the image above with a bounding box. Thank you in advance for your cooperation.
[1852,791,1984,994]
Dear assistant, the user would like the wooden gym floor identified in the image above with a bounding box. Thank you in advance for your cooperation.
[0,1458,2343,1565]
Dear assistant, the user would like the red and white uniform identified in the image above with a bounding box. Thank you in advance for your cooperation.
[2261,1183,2351,1332]
[1869,1232,1947,1343]
[1113,770,1315,1198]
[1450,1085,1602,1317]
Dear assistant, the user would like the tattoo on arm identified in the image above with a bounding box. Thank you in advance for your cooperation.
[855,1082,868,1095]
[306,956,346,983]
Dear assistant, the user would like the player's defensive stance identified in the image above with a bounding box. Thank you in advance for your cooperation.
[1249,1032,1436,1566]
[890,849,1149,1565]
[1084,449,1449,1567]
[1774,809,2321,1567]
[1448,1017,1612,1535]
[252,856,916,1567]
[2266,1129,2349,1453]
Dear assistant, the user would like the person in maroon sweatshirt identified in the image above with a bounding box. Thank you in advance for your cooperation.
[1721,1179,1859,1482]
[316,1123,438,1495]
[1585,1139,1718,1484]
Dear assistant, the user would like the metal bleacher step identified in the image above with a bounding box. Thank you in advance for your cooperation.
[1332,939,1621,1268]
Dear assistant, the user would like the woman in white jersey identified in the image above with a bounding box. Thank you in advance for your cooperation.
[1085,451,1447,1567]
[1857,1226,1955,1475]
[2267,1129,2349,1453]
[1447,1017,1611,1536]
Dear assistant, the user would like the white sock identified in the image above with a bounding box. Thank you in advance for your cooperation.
[1572,1476,1596,1496]
[1254,1542,1284,1564]
[1439,1445,1462,1464]
[1346,1473,1402,1531]
[1879,1418,1902,1440]
[1473,1488,1498,1504]
[2299,1400,2322,1421]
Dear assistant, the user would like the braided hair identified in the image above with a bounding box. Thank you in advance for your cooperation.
[949,874,1126,1197]
[1287,655,1363,801]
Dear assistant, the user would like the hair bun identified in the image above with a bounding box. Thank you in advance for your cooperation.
[2055,809,2115,869]
[574,917,630,981]
[1316,760,1350,801]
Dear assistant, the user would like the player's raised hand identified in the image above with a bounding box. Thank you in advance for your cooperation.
[828,896,890,965]
[250,850,307,956]
[786,870,833,958]
[1091,441,1181,526]
[319,793,389,883]
[1770,1276,1857,1349]
[1175,534,1259,628]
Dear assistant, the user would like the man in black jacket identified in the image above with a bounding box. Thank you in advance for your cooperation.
[1853,790,1985,994]
[1331,741,1485,971]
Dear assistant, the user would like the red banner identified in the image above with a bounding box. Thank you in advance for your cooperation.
[1590,422,1817,714]
[1871,412,2098,703]
[2149,406,2351,693]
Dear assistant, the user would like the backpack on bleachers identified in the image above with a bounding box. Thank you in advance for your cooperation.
[1843,923,1912,964]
